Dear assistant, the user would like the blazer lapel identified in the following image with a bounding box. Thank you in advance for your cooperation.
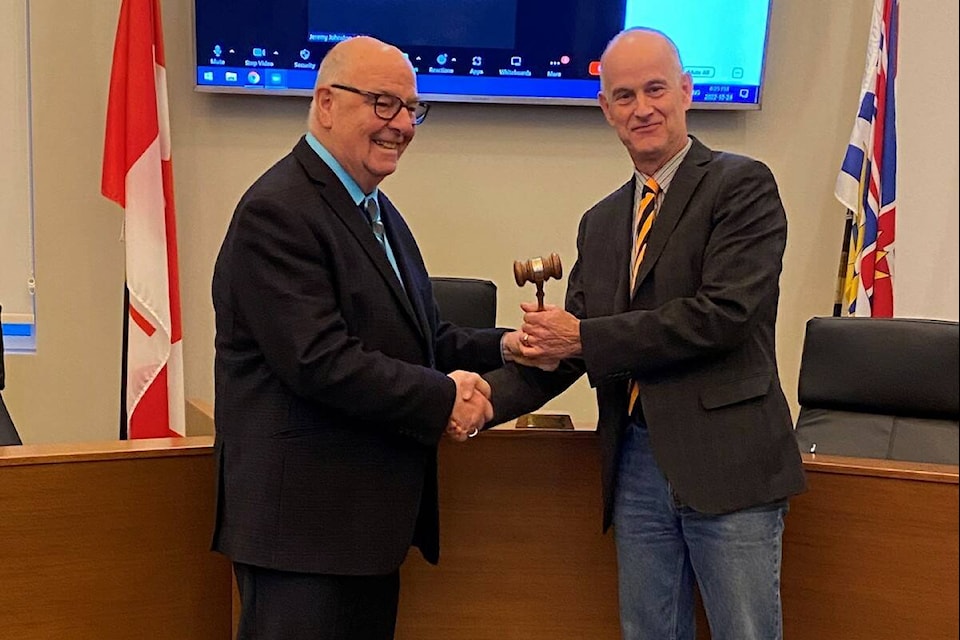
[380,199,430,342]
[608,181,636,315]
[292,139,423,335]
[632,138,711,296]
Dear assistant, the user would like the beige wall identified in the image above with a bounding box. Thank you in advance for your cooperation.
[895,0,960,320]
[6,0,876,443]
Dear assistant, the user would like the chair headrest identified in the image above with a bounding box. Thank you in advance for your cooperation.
[798,316,959,419]
[430,277,497,329]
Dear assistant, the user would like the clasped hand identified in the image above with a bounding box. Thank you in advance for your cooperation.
[502,302,581,370]
[445,370,493,442]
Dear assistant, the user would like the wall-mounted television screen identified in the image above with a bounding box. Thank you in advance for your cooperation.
[194,0,772,109]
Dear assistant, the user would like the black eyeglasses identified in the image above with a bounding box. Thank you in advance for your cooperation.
[330,84,430,125]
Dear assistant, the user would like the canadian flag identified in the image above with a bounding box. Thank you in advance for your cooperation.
[101,0,184,438]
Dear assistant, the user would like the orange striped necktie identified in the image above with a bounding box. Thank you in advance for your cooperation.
[627,177,660,416]
[630,177,660,292]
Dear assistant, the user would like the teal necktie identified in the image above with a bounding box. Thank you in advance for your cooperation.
[363,197,403,285]
[363,197,387,249]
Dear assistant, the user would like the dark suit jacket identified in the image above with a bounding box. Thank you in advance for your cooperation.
[487,137,806,528]
[212,137,506,575]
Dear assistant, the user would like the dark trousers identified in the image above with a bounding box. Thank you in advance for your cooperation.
[233,562,400,640]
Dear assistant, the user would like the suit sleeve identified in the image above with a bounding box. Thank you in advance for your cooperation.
[433,320,508,374]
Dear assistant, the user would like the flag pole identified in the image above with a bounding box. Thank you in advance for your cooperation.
[833,210,854,317]
[119,284,129,439]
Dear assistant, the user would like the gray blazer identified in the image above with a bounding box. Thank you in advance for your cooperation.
[487,137,806,528]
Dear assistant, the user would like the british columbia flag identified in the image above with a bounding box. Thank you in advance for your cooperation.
[835,0,899,317]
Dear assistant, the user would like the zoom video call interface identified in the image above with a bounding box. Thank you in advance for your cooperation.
[195,0,771,106]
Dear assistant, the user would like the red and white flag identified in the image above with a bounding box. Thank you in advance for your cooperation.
[101,0,184,438]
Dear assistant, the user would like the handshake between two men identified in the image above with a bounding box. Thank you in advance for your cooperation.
[445,301,582,441]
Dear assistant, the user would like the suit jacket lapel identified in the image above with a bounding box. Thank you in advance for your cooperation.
[632,138,711,296]
[380,199,431,342]
[607,181,636,315]
[292,139,423,336]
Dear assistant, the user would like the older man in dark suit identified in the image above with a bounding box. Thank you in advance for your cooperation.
[212,36,517,639]
[486,28,806,640]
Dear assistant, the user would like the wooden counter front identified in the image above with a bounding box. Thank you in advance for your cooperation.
[399,429,620,640]
[0,437,231,640]
[782,454,959,639]
[397,429,960,640]
[2,427,955,639]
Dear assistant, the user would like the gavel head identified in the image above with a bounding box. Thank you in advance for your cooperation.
[513,253,563,287]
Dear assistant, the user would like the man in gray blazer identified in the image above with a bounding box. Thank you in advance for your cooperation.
[212,36,511,639]
[486,28,806,640]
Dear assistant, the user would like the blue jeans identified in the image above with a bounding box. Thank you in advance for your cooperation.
[613,421,787,640]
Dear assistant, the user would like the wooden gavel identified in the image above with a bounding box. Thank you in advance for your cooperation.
[513,253,563,310]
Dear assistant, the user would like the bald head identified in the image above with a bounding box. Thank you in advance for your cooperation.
[599,28,684,95]
[315,36,413,88]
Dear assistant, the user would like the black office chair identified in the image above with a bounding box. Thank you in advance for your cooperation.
[430,277,497,329]
[794,316,959,464]
[1,304,24,445]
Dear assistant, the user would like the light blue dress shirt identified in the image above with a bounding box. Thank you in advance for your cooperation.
[305,133,404,286]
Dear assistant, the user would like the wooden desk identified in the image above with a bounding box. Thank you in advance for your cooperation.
[397,430,960,640]
[0,437,232,640]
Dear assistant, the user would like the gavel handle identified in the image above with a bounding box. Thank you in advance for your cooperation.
[535,282,545,311]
